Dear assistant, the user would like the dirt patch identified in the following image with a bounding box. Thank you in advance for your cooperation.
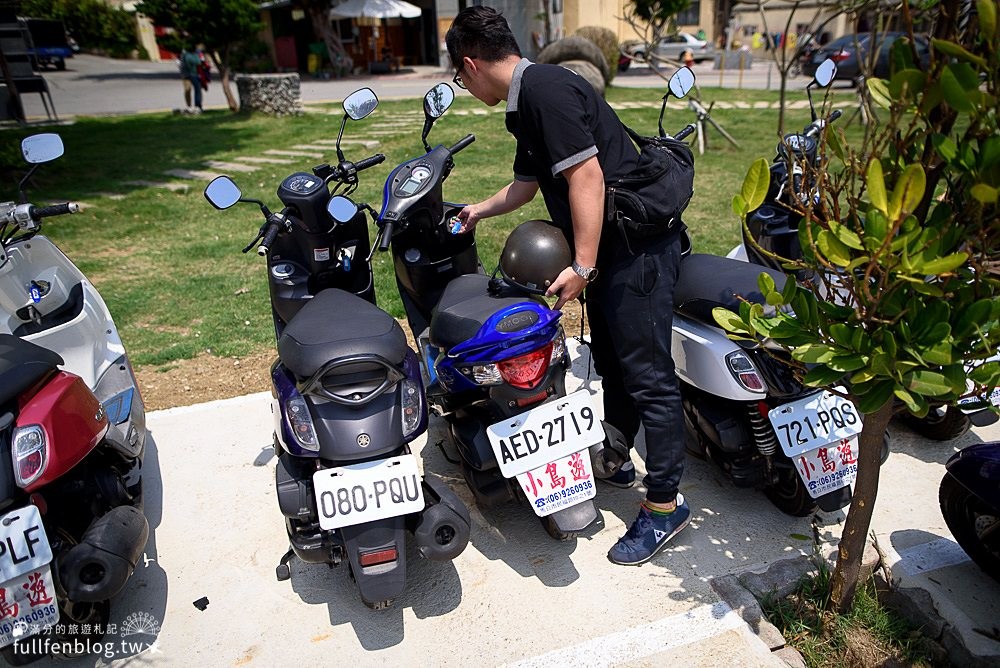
[135,300,589,411]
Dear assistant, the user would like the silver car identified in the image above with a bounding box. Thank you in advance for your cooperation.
[631,32,716,64]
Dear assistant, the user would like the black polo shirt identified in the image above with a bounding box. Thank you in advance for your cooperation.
[505,60,639,240]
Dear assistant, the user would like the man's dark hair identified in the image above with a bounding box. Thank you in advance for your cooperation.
[446,6,521,68]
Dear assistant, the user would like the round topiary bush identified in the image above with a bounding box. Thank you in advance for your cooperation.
[575,26,619,83]
[536,35,610,84]
[558,60,605,97]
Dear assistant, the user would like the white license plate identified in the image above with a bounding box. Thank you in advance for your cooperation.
[313,455,425,530]
[0,567,60,649]
[959,386,1000,409]
[768,390,863,458]
[487,390,606,478]
[792,436,860,499]
[517,449,597,517]
[0,506,53,582]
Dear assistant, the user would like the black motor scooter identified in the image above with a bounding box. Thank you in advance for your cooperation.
[203,88,470,609]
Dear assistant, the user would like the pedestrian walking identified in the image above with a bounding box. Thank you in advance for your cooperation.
[446,5,691,565]
[180,44,203,112]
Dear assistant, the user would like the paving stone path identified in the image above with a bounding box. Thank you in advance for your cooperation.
[88,99,855,202]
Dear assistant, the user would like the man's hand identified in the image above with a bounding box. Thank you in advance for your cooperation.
[546,266,588,310]
[455,204,483,233]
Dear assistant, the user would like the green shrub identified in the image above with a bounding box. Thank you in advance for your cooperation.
[575,26,619,83]
[21,0,138,58]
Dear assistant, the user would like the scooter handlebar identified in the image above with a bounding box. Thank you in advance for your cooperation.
[804,109,843,138]
[354,153,386,172]
[673,124,696,142]
[32,202,79,219]
[257,221,281,256]
[378,220,394,251]
[449,134,476,154]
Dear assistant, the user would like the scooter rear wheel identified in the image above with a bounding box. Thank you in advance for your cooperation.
[540,515,577,541]
[902,405,971,442]
[765,466,818,517]
[940,474,1000,582]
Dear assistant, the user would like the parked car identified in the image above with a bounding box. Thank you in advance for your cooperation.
[628,32,716,65]
[802,32,929,84]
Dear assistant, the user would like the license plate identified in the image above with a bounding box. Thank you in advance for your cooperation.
[0,567,60,649]
[959,386,1000,409]
[0,506,53,582]
[487,390,606,478]
[313,455,425,530]
[768,390,863,458]
[516,449,597,517]
[792,436,859,499]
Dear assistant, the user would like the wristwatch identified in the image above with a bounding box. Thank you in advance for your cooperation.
[572,261,599,283]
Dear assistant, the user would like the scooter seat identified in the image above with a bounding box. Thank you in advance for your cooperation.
[674,254,788,326]
[429,274,542,350]
[278,289,408,380]
[0,334,63,407]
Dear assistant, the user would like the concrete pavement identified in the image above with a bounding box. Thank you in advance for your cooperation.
[40,339,1000,667]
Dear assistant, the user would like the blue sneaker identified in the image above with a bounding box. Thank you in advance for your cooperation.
[608,494,690,565]
[597,461,636,488]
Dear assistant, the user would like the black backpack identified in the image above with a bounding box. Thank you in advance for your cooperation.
[605,124,695,240]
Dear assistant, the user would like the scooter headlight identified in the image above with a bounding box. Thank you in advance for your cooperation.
[285,396,319,451]
[400,378,424,438]
[12,425,47,487]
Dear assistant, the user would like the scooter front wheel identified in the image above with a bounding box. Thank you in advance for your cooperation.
[540,514,578,541]
[902,405,971,442]
[940,474,1000,582]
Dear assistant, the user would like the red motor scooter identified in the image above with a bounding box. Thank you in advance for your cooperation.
[0,334,146,663]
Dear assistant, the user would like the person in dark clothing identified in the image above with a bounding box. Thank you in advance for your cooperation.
[446,6,690,566]
[179,44,203,112]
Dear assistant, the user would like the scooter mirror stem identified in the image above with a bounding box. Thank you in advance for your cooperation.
[658,95,669,138]
[421,117,434,153]
[335,114,348,164]
[17,164,40,204]
[805,83,818,122]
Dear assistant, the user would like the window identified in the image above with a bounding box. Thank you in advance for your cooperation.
[675,1,700,27]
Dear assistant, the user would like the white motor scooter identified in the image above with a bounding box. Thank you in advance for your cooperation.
[0,133,146,462]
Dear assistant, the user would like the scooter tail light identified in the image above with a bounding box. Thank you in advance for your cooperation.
[726,351,766,393]
[498,342,554,390]
[285,396,319,451]
[400,378,423,438]
[359,547,398,567]
[12,425,47,488]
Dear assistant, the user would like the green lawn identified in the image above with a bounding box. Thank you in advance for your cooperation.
[2,83,859,367]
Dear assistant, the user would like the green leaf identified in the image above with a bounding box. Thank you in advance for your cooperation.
[931,134,958,163]
[869,352,894,377]
[888,163,926,222]
[713,307,751,335]
[939,65,975,112]
[757,271,776,297]
[826,129,845,162]
[971,184,999,204]
[855,380,896,413]
[781,272,798,305]
[980,0,998,41]
[867,77,893,109]
[889,69,926,101]
[802,365,846,387]
[741,158,771,213]
[817,301,855,320]
[905,370,955,397]
[827,353,868,372]
[829,323,854,347]
[791,343,838,364]
[894,387,929,416]
[829,220,864,250]
[732,193,748,217]
[921,341,954,366]
[883,331,898,359]
[932,39,988,67]
[765,291,784,306]
[866,158,888,216]
[918,251,968,275]
[970,361,1000,385]
[955,299,995,338]
[816,230,852,266]
[789,533,812,541]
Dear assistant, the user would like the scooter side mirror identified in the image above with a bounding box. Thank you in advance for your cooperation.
[204,176,243,210]
[327,195,358,223]
[21,134,64,164]
[424,83,455,119]
[343,87,379,121]
[813,59,837,88]
[667,67,696,99]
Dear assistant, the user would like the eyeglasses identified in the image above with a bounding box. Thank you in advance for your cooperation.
[453,63,466,90]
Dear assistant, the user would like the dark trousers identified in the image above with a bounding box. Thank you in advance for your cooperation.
[586,232,685,504]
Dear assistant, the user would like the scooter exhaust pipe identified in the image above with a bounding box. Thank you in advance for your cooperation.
[58,505,149,602]
[413,474,471,561]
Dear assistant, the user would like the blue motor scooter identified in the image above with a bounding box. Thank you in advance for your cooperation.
[940,439,1000,582]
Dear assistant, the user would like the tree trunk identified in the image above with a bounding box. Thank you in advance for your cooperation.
[208,52,238,112]
[829,399,894,613]
[307,5,352,76]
